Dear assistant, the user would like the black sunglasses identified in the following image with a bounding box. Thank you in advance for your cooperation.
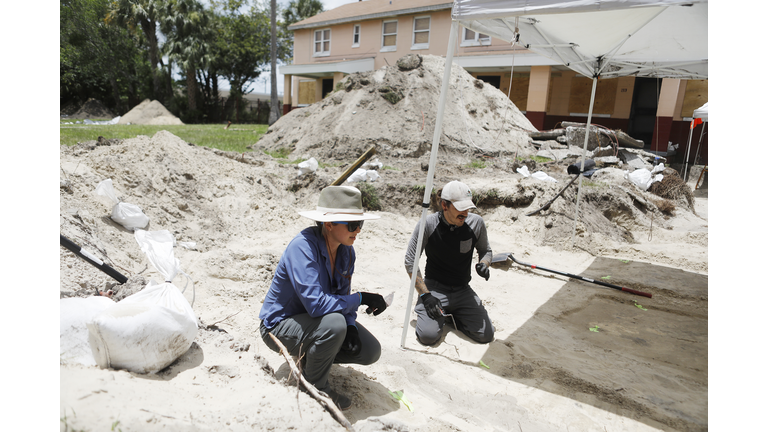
[333,220,364,232]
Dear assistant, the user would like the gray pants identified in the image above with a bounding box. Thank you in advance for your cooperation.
[260,312,381,392]
[415,279,494,345]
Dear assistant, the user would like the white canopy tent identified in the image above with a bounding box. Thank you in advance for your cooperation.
[401,0,708,348]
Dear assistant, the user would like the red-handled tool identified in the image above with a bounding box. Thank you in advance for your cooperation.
[495,253,652,298]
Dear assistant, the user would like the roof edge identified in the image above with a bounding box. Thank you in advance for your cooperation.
[288,3,453,31]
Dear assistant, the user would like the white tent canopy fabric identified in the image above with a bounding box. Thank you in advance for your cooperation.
[693,102,709,122]
[401,0,708,348]
[452,0,708,80]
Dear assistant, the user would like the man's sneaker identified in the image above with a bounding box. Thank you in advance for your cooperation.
[326,389,352,410]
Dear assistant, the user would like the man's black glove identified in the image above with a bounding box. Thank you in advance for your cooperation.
[475,262,490,281]
[341,325,361,356]
[420,292,443,320]
[360,292,388,316]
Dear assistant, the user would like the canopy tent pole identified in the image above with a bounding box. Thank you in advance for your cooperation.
[570,77,598,247]
[400,21,460,350]
[683,118,698,181]
[692,121,706,166]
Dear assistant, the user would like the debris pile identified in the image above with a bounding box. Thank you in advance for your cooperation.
[63,98,117,120]
[256,54,537,163]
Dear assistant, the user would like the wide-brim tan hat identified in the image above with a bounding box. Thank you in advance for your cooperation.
[298,185,381,222]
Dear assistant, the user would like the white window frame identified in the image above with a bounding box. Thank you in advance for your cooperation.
[411,16,430,50]
[352,24,361,48]
[460,27,491,47]
[314,28,331,57]
[381,19,398,52]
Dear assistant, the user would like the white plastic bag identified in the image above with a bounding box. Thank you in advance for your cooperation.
[531,171,558,183]
[346,168,379,182]
[625,169,663,191]
[60,296,116,366]
[87,230,197,374]
[516,166,531,177]
[297,157,318,175]
[95,179,149,230]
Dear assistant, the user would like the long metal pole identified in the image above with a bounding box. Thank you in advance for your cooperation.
[682,121,695,181]
[570,77,598,248]
[400,21,459,349]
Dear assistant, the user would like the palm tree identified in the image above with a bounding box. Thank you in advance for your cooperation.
[108,0,166,101]
[161,0,211,113]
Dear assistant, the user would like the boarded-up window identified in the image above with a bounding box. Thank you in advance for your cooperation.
[568,77,618,115]
[298,80,316,105]
[681,80,707,118]
[413,16,430,48]
[382,20,397,51]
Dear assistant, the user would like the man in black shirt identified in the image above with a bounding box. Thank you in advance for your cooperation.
[404,181,494,346]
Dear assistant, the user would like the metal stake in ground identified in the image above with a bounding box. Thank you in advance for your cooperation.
[498,252,652,298]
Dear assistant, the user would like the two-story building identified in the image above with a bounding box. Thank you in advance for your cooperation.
[280,0,707,162]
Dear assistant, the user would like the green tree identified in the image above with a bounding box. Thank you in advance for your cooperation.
[209,0,270,122]
[61,0,146,113]
[108,0,167,102]
[161,0,212,114]
[281,0,323,32]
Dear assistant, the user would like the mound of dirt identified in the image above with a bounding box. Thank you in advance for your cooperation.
[66,98,116,119]
[255,54,537,163]
[117,99,184,125]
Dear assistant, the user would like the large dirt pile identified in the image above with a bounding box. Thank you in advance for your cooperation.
[65,98,116,119]
[256,54,537,163]
[117,99,184,125]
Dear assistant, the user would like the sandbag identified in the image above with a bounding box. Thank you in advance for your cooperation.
[87,229,197,374]
[87,281,197,374]
[95,179,149,230]
[60,296,116,366]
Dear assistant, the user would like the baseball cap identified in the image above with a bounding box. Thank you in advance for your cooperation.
[441,181,476,211]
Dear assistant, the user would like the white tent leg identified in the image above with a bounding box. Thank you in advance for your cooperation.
[400,21,459,350]
[692,121,706,167]
[570,77,598,248]
[683,122,695,181]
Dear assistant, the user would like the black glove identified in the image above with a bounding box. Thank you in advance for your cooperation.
[420,292,443,320]
[475,262,490,281]
[360,292,388,316]
[341,325,361,356]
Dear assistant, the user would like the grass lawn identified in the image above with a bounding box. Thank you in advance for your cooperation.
[59,121,269,153]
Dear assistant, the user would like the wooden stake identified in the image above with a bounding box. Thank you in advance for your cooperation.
[331,146,377,186]
[268,333,355,432]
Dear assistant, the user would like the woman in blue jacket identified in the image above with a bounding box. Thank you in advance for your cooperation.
[259,186,387,410]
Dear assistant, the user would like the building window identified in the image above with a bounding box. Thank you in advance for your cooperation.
[352,24,360,47]
[412,16,430,50]
[314,28,331,57]
[381,20,397,52]
[461,28,490,46]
